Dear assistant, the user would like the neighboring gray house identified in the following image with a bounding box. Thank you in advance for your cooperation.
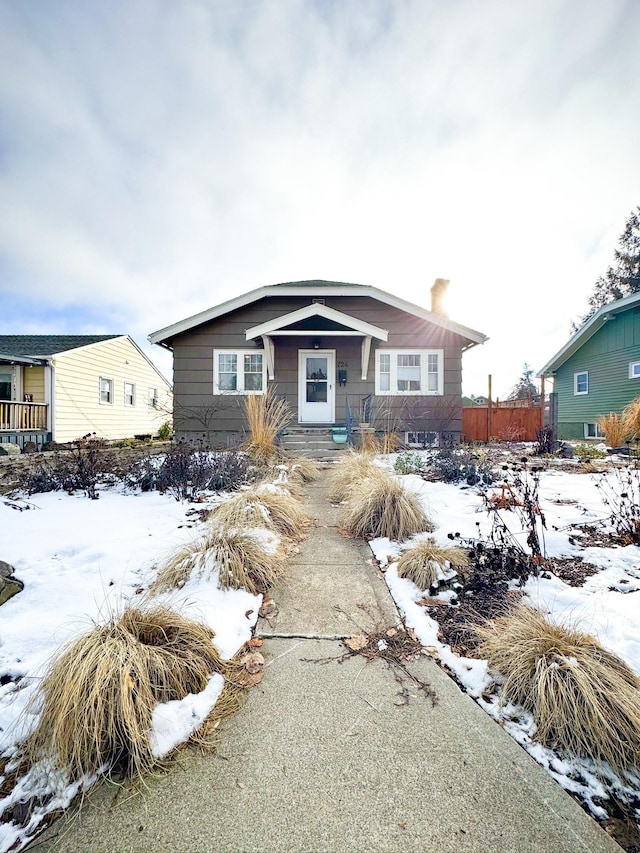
[538,292,640,440]
[150,279,487,447]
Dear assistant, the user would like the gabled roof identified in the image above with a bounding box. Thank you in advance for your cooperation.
[537,292,640,376]
[245,303,389,341]
[149,280,488,348]
[0,335,121,359]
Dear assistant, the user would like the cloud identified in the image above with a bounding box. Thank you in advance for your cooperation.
[1,0,639,395]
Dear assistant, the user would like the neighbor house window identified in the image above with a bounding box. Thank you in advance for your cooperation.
[124,382,135,406]
[405,431,439,448]
[375,349,443,395]
[629,362,640,379]
[99,377,113,404]
[574,371,589,395]
[148,387,158,408]
[585,423,604,439]
[213,349,266,394]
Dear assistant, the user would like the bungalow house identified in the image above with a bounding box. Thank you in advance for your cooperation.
[538,291,640,440]
[0,335,172,450]
[149,279,487,448]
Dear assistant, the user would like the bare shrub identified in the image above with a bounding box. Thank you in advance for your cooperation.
[244,388,291,463]
[23,606,224,779]
[598,412,629,448]
[397,538,469,591]
[341,475,434,540]
[477,605,640,773]
[152,529,283,595]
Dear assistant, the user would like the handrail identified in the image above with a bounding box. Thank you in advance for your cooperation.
[345,395,353,444]
[0,401,48,431]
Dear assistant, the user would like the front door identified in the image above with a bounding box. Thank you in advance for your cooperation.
[298,350,335,423]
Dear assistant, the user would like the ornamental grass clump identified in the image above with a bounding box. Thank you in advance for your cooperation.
[327,453,382,502]
[208,485,311,539]
[477,605,640,774]
[341,474,434,541]
[598,412,628,448]
[23,605,223,780]
[152,528,283,596]
[397,538,469,591]
[244,387,291,463]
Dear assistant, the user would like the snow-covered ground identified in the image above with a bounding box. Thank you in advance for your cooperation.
[3,454,640,849]
[371,455,640,828]
[0,486,261,851]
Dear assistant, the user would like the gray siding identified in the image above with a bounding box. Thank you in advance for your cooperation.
[169,295,467,444]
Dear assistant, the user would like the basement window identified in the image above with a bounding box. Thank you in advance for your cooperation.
[405,431,439,448]
[584,423,605,439]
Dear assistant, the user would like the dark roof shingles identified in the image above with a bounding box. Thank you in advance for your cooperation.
[0,335,121,358]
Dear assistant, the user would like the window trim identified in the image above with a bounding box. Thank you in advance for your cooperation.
[375,348,443,396]
[584,423,604,439]
[574,371,589,395]
[213,348,267,395]
[99,376,114,405]
[405,430,439,448]
[629,362,640,379]
[124,381,136,407]
[148,387,158,408]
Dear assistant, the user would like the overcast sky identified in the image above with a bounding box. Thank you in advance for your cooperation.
[1,0,639,397]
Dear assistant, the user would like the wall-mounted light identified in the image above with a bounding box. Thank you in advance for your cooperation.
[312,338,321,350]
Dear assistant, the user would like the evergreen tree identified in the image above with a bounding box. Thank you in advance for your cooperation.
[576,206,640,329]
[507,364,539,402]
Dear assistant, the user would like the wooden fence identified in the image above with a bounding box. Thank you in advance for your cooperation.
[462,403,544,443]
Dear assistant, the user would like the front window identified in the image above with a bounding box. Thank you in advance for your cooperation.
[124,382,135,406]
[99,377,113,404]
[375,349,443,395]
[574,371,588,395]
[213,349,266,394]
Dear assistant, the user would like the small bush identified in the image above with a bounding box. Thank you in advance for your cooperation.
[152,528,282,595]
[598,412,628,448]
[394,451,428,475]
[397,538,469,591]
[477,605,640,773]
[574,442,607,462]
[534,425,556,456]
[23,606,224,779]
[432,449,494,486]
[341,474,434,540]
[157,420,173,441]
[127,446,253,499]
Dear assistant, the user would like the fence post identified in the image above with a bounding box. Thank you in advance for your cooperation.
[487,375,493,440]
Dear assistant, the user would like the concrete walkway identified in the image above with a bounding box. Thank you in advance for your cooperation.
[32,469,621,852]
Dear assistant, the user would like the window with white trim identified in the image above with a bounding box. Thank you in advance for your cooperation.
[148,387,158,408]
[124,382,135,406]
[375,349,443,395]
[574,371,588,395]
[629,362,640,379]
[585,423,604,439]
[213,349,266,394]
[99,377,113,404]
[405,431,439,448]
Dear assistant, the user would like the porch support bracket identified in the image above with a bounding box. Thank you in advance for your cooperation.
[361,335,372,381]
[263,335,275,381]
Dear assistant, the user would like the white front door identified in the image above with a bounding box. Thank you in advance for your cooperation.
[298,350,335,423]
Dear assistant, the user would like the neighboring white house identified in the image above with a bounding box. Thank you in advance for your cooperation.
[0,335,172,449]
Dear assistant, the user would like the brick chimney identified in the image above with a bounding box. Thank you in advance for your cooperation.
[430,278,450,317]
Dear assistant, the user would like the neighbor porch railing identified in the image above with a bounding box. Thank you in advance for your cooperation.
[0,401,48,432]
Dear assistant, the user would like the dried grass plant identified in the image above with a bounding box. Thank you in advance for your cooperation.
[341,474,434,541]
[23,605,224,780]
[598,412,629,448]
[327,453,382,502]
[208,486,311,539]
[476,605,640,773]
[287,456,321,483]
[244,387,291,463]
[151,528,283,595]
[397,538,469,590]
